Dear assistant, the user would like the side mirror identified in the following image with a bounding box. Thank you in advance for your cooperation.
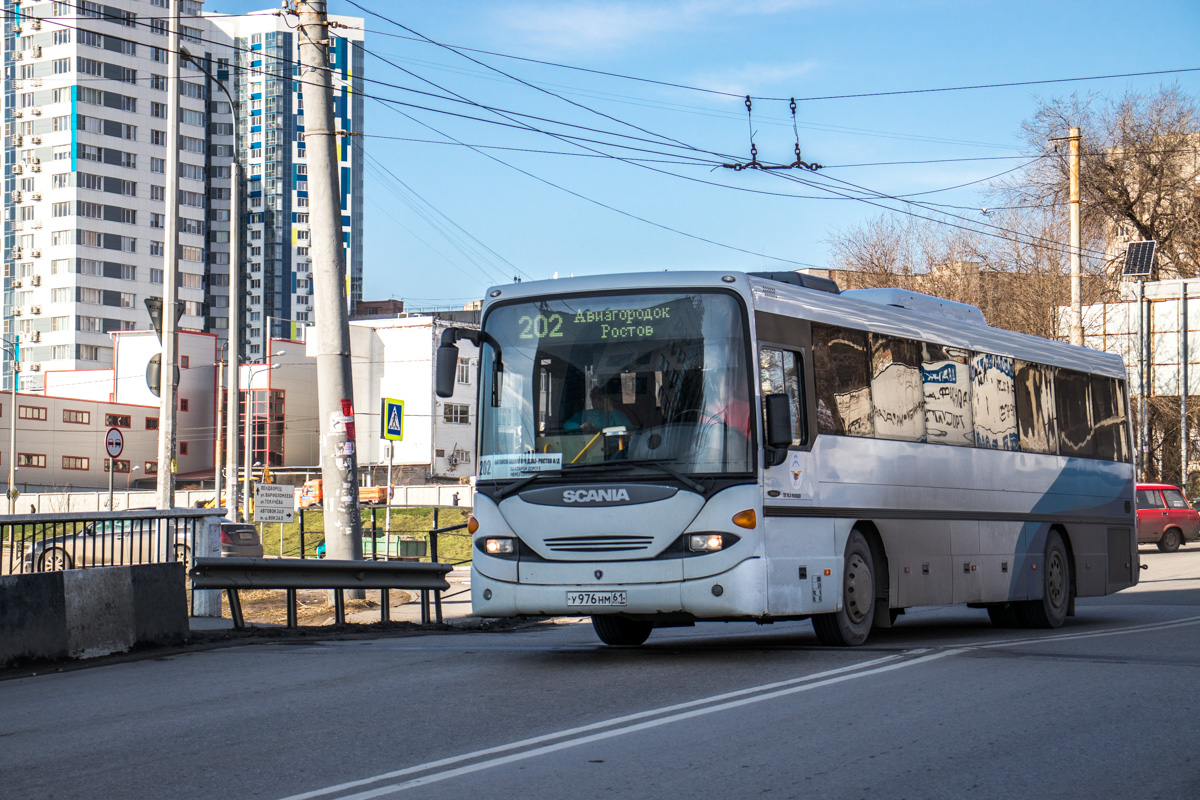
[435,342,459,398]
[764,393,792,467]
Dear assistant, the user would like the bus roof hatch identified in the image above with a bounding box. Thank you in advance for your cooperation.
[842,288,988,325]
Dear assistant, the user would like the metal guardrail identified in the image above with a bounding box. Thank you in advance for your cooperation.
[189,556,452,629]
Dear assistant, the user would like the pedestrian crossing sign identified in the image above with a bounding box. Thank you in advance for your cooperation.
[381,398,404,441]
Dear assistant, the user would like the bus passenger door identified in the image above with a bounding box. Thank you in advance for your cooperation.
[758,344,822,615]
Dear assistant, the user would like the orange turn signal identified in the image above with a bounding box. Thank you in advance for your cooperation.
[467,515,479,534]
[732,509,757,529]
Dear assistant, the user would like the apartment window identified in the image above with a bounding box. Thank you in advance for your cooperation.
[64,410,91,425]
[145,461,158,474]
[106,460,130,474]
[180,398,189,412]
[151,130,166,146]
[51,288,73,303]
[63,456,90,471]
[179,442,189,456]
[79,345,103,361]
[457,359,471,384]
[150,269,164,284]
[145,417,159,430]
[77,57,102,76]
[105,413,131,428]
[180,246,204,262]
[120,293,135,308]
[151,185,165,200]
[17,454,46,468]
[151,242,165,257]
[53,115,71,132]
[151,213,165,229]
[51,317,71,332]
[52,202,71,218]
[53,58,71,74]
[79,317,102,332]
[51,345,72,359]
[151,102,167,119]
[19,406,48,421]
[151,74,167,91]
[53,30,71,45]
[443,404,470,424]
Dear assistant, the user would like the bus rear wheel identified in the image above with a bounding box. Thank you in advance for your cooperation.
[1018,530,1071,629]
[813,530,876,646]
[592,615,653,646]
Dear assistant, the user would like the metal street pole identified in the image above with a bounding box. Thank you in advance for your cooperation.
[243,363,279,522]
[181,47,242,522]
[5,336,18,515]
[155,5,182,509]
[1069,126,1083,347]
[296,0,363,562]
[215,348,224,509]
[227,157,241,522]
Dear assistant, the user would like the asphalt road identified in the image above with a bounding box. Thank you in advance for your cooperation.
[3,546,1199,800]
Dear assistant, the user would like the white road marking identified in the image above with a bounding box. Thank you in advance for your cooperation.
[277,650,954,800]
[280,614,1200,800]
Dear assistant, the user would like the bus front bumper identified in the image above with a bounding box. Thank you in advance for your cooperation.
[471,557,768,620]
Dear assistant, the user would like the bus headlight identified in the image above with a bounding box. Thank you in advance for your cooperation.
[484,537,515,555]
[688,534,725,553]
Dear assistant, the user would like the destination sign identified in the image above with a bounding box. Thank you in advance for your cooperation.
[515,301,682,343]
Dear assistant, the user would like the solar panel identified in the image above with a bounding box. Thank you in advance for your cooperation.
[1123,240,1157,277]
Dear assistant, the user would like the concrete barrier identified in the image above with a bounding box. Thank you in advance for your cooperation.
[0,563,188,667]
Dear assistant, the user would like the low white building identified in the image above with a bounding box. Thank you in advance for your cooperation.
[1,312,480,499]
[318,315,479,485]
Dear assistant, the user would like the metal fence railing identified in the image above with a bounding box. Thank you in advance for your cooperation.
[1,509,214,576]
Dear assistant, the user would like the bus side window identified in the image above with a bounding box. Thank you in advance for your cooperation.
[759,347,805,446]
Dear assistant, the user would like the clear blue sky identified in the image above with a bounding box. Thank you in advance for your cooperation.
[208,0,1200,308]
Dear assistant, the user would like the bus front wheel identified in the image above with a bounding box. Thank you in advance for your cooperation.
[592,615,653,646]
[813,530,876,646]
[1018,530,1071,628]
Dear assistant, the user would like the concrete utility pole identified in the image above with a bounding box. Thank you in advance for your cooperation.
[155,4,182,509]
[295,0,363,561]
[1068,127,1084,346]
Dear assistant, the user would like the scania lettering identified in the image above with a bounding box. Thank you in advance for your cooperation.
[437,271,1137,647]
[563,489,631,504]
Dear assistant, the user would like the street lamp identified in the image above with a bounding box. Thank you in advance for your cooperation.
[181,46,241,523]
[127,464,140,491]
[2,335,19,515]
[243,362,279,522]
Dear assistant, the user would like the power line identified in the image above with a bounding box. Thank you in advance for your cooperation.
[354,23,1200,102]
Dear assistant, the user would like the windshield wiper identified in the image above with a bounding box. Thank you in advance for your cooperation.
[563,458,707,494]
[492,458,706,500]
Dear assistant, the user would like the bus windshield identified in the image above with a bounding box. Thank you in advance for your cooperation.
[478,291,754,480]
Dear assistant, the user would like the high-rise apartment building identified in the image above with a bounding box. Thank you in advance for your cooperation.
[2,1,364,386]
[208,10,364,357]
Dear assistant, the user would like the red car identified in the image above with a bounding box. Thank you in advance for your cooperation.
[1136,483,1200,552]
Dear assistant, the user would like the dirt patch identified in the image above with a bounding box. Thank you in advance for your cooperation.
[219,588,414,626]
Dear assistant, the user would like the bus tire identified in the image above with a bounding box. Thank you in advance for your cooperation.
[813,530,875,646]
[592,615,653,646]
[1157,528,1182,553]
[986,603,1024,628]
[1018,530,1071,629]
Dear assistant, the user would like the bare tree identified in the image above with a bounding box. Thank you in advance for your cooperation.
[1010,86,1200,279]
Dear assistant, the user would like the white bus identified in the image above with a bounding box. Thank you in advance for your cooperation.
[437,271,1138,646]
